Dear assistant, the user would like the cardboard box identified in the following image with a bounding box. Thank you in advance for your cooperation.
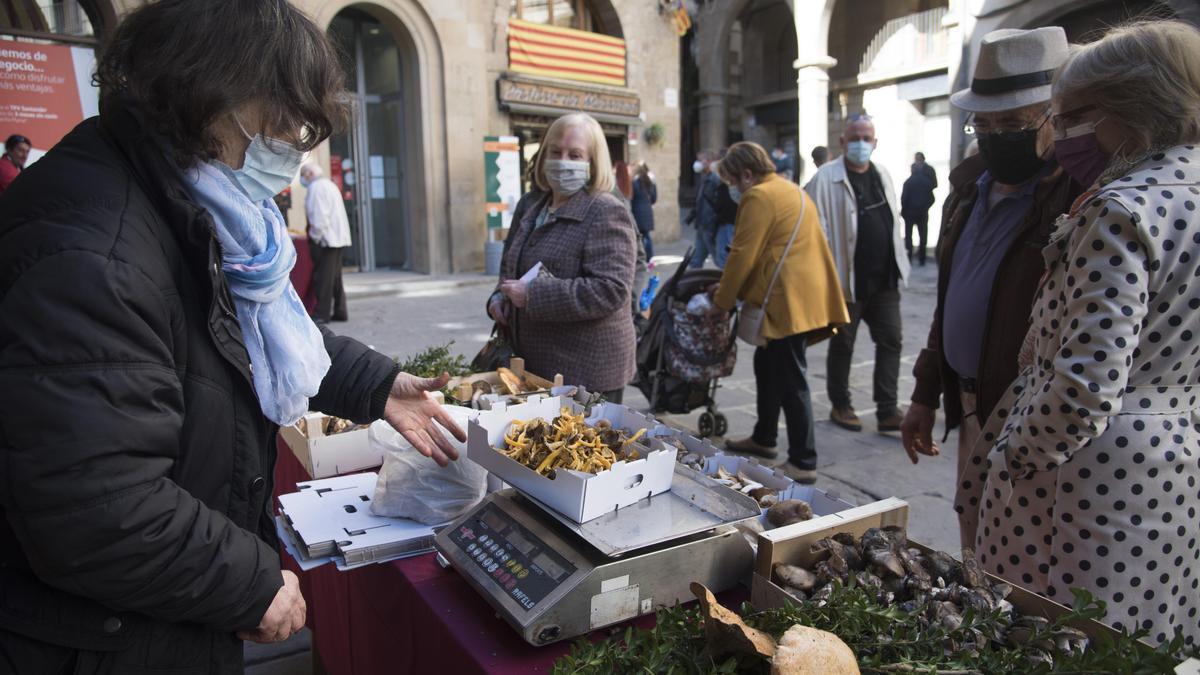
[466,396,674,523]
[447,357,563,402]
[279,413,382,480]
[700,454,856,528]
[750,497,1127,645]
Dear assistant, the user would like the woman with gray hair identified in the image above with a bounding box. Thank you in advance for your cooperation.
[957,20,1200,646]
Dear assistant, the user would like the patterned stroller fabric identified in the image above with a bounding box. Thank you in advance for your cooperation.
[663,293,736,384]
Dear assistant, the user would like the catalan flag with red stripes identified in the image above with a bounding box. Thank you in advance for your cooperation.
[507,18,626,88]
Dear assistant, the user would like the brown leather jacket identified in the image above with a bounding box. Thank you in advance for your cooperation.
[911,154,1080,434]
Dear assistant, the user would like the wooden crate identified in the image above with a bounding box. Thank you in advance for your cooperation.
[751,497,1127,645]
[446,357,562,402]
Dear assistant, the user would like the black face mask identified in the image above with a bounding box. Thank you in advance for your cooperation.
[976,129,1046,185]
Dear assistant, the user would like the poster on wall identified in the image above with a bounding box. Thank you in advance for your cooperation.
[0,38,99,166]
[484,135,520,230]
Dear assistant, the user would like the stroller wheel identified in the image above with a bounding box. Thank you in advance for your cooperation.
[714,413,728,438]
[697,411,716,438]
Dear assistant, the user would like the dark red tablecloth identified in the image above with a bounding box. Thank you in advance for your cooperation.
[272,437,746,674]
[288,234,317,314]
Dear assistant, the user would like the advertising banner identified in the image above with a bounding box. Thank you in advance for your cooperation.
[484,135,520,231]
[0,38,98,165]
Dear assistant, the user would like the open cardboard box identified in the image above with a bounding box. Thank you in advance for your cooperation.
[466,396,674,523]
[702,454,856,528]
[279,413,381,480]
[447,357,562,402]
[750,497,1128,645]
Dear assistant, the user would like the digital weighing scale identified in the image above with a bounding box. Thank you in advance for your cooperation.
[433,464,761,646]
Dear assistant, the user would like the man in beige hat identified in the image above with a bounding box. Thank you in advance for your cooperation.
[899,27,1083,546]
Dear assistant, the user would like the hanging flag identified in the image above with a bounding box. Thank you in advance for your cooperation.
[673,7,692,36]
[507,18,626,88]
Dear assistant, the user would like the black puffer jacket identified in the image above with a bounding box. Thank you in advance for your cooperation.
[0,101,399,672]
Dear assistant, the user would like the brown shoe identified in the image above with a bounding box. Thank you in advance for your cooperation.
[725,436,778,459]
[877,412,903,433]
[830,407,863,432]
[779,463,818,484]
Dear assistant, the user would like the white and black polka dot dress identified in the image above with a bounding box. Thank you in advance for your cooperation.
[955,145,1200,648]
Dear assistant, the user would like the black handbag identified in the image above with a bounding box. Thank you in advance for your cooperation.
[471,324,514,372]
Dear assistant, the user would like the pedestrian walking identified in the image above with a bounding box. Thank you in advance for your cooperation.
[301,161,351,323]
[810,145,829,170]
[488,113,637,401]
[771,145,795,181]
[712,164,738,269]
[713,142,847,484]
[687,151,721,268]
[0,134,30,194]
[899,27,1080,550]
[957,19,1200,648]
[900,151,937,266]
[631,161,657,259]
[806,113,910,433]
[0,1,464,671]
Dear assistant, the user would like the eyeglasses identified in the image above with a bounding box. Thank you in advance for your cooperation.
[1050,103,1101,135]
[963,108,1051,137]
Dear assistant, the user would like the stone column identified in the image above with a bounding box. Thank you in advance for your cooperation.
[795,56,836,183]
[694,9,732,155]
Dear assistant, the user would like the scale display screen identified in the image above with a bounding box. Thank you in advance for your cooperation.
[448,503,576,611]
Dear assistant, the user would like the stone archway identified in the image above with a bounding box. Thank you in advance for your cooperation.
[309,0,451,274]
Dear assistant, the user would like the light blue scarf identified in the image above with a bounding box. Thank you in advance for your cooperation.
[181,161,330,426]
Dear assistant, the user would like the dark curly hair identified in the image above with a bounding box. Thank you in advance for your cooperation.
[95,0,350,166]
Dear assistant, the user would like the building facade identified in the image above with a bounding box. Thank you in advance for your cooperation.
[1,0,682,274]
[682,0,1195,241]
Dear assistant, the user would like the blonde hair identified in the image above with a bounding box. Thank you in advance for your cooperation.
[1054,19,1200,151]
[715,141,776,183]
[533,113,615,194]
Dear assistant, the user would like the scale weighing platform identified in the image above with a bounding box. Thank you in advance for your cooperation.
[433,464,761,646]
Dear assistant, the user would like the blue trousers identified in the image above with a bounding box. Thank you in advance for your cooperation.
[689,224,718,268]
[714,223,735,269]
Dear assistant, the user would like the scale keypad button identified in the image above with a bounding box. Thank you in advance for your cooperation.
[487,563,499,573]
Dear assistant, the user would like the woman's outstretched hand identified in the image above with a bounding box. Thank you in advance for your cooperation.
[383,372,467,466]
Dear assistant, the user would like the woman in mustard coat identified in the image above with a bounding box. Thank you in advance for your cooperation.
[713,142,848,483]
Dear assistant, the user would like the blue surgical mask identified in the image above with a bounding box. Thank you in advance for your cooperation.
[728,185,742,204]
[846,140,874,166]
[231,114,305,202]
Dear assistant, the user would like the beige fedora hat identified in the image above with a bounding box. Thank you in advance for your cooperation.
[951,26,1070,113]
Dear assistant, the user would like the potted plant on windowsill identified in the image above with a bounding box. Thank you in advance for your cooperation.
[643,122,665,148]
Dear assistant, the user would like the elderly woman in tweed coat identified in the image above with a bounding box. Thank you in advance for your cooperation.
[488,113,637,400]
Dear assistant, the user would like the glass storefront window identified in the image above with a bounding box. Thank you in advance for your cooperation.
[2,0,94,39]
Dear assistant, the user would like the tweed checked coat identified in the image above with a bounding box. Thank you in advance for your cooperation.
[500,188,637,392]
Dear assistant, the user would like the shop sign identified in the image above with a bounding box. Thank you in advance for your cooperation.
[498,78,639,118]
[0,38,98,165]
[484,136,521,230]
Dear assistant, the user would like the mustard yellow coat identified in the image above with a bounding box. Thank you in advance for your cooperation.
[714,174,849,342]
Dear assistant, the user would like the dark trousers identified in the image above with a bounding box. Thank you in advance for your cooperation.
[904,212,929,265]
[751,333,817,470]
[601,388,624,404]
[641,231,654,260]
[827,287,902,418]
[310,242,347,322]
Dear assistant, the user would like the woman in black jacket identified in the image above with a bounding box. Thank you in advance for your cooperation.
[630,162,657,259]
[0,2,464,672]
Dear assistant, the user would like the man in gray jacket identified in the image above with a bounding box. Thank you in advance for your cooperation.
[806,114,910,433]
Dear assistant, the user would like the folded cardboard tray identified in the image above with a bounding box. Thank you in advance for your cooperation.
[750,497,1127,645]
[447,357,563,402]
[466,396,675,523]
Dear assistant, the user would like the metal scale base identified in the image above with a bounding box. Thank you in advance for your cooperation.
[433,465,760,645]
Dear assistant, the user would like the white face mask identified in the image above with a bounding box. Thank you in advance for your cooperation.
[231,113,305,202]
[543,159,590,196]
[692,160,705,173]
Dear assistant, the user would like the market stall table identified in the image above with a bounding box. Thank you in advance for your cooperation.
[272,436,748,674]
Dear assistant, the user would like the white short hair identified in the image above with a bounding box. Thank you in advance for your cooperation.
[533,113,615,195]
[1054,20,1200,150]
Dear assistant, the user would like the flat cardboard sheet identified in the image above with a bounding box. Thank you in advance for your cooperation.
[277,472,438,570]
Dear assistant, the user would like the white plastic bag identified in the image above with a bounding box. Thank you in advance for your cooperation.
[369,405,486,524]
[686,292,721,316]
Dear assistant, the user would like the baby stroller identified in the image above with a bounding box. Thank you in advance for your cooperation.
[633,253,738,437]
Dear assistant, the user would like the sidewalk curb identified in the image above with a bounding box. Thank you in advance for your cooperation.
[345,275,496,300]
